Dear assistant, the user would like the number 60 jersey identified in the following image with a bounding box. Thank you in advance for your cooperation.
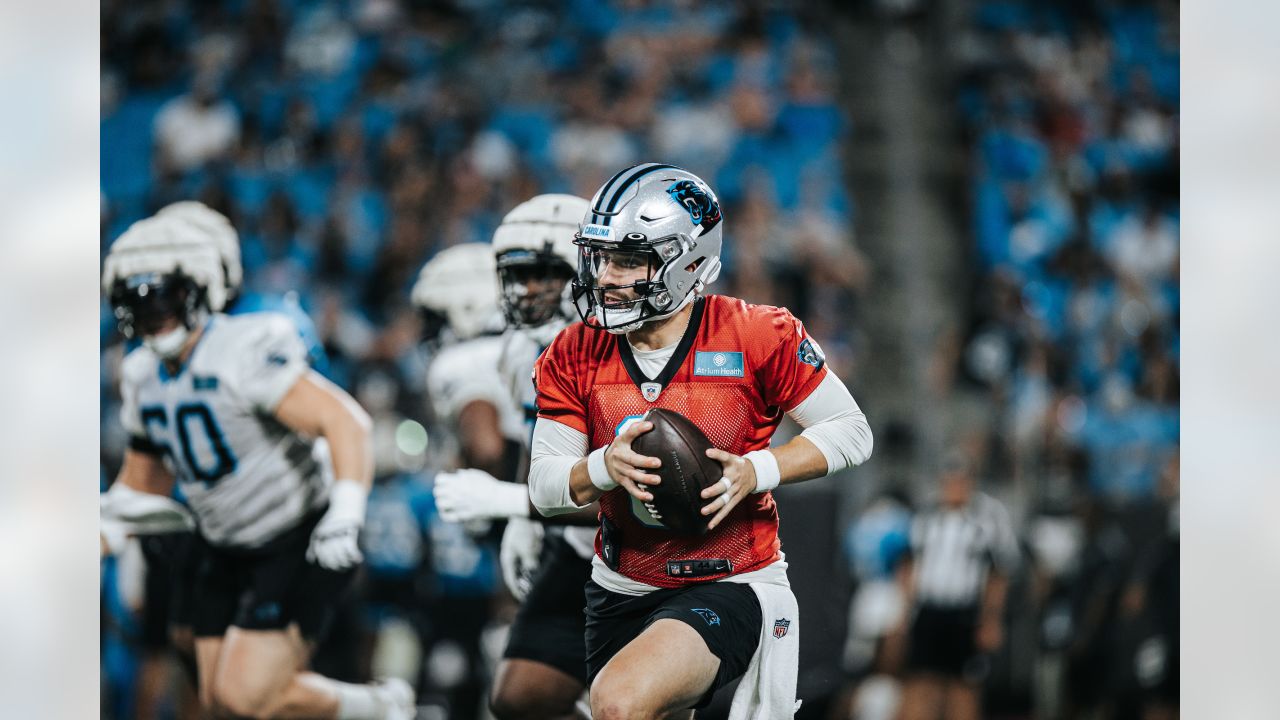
[119,312,332,549]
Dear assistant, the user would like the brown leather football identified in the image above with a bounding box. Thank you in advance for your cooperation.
[630,407,724,535]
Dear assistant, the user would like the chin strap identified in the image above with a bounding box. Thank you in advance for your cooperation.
[643,288,700,326]
[145,309,209,359]
[144,326,191,359]
[598,289,700,335]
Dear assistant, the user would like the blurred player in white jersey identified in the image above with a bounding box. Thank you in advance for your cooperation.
[109,201,332,719]
[410,242,522,719]
[100,218,415,720]
[432,195,599,720]
[412,243,525,479]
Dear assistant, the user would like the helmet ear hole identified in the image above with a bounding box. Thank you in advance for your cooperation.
[684,257,704,274]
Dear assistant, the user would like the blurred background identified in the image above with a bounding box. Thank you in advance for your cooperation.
[98,0,1179,718]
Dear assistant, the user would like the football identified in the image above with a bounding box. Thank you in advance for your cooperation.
[630,407,725,535]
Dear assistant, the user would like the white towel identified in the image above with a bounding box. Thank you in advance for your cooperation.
[728,580,802,720]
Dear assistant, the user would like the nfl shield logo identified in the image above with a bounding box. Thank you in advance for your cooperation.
[773,618,791,639]
[641,382,662,402]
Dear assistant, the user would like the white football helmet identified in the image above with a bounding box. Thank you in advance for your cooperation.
[411,242,501,344]
[492,193,589,334]
[573,163,723,333]
[103,217,227,358]
[156,201,243,302]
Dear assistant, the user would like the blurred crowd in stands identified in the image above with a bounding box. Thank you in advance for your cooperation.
[954,0,1179,508]
[837,2,1178,719]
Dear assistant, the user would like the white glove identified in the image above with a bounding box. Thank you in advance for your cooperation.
[100,518,130,557]
[500,517,545,601]
[100,483,196,556]
[434,469,531,522]
[307,479,367,570]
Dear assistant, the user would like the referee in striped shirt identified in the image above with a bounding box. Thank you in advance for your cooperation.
[897,453,1019,720]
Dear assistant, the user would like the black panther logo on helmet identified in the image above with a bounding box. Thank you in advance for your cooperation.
[666,179,722,234]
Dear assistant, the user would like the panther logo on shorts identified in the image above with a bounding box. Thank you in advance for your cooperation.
[253,602,282,623]
[773,618,791,639]
[691,608,721,626]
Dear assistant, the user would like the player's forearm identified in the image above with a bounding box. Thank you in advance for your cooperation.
[277,373,375,488]
[307,382,374,489]
[769,435,834,487]
[322,407,374,488]
[568,458,601,506]
[980,573,1009,622]
[457,400,508,478]
[896,559,917,612]
[116,449,177,496]
[535,500,600,526]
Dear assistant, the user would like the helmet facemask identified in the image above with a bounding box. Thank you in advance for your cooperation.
[497,248,576,329]
[572,233,715,334]
[418,307,451,348]
[110,269,209,359]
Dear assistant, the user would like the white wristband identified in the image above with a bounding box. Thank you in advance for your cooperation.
[328,478,368,525]
[587,446,618,491]
[744,450,781,493]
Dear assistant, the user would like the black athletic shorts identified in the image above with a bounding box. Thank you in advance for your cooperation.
[584,578,762,710]
[191,509,355,641]
[906,605,986,681]
[139,532,200,649]
[503,534,593,683]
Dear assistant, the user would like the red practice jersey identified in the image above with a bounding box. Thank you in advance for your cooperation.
[534,295,829,587]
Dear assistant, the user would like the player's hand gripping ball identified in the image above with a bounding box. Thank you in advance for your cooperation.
[627,408,728,535]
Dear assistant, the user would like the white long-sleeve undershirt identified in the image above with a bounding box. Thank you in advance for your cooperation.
[528,419,590,515]
[789,370,874,474]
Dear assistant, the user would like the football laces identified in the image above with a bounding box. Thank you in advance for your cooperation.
[643,500,663,520]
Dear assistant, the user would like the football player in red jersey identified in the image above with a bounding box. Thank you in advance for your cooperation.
[527,163,874,718]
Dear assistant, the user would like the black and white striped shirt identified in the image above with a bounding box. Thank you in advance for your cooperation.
[910,492,1019,608]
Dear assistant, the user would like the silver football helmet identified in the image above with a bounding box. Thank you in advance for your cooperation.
[492,193,589,336]
[572,163,723,333]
